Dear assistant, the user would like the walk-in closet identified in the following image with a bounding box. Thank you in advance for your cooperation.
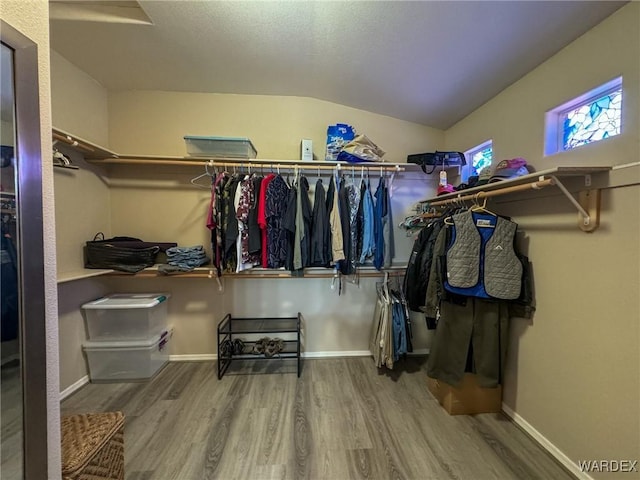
[1,1,638,479]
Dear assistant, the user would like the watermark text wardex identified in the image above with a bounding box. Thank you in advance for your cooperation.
[578,460,638,473]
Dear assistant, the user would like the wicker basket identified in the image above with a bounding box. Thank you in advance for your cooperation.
[61,412,125,480]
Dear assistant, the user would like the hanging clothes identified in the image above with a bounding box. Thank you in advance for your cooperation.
[359,178,375,264]
[247,175,263,256]
[346,179,361,273]
[373,177,386,270]
[236,175,260,272]
[222,175,242,272]
[327,174,345,266]
[258,173,276,268]
[402,218,443,327]
[382,176,394,269]
[265,174,289,269]
[293,174,312,270]
[310,178,330,267]
[370,280,393,369]
[355,177,366,263]
[338,175,353,275]
[421,208,534,387]
[282,180,297,271]
[207,171,228,276]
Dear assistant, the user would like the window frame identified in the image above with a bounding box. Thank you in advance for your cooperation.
[462,139,493,182]
[544,76,622,156]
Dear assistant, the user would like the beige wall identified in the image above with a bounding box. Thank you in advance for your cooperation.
[0,0,61,477]
[108,91,443,161]
[446,4,640,478]
[49,48,111,394]
[104,92,441,358]
[51,49,110,147]
[49,86,440,385]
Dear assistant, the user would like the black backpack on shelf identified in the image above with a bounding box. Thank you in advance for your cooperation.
[407,151,466,174]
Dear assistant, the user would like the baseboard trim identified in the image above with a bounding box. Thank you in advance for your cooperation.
[170,354,217,361]
[302,350,371,358]
[60,375,90,401]
[170,349,429,362]
[169,351,375,362]
[501,403,593,480]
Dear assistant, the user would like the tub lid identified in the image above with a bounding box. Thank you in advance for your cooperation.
[82,293,170,309]
[82,327,173,350]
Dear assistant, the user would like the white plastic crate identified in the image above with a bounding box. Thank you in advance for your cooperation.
[83,328,173,382]
[184,135,257,159]
[82,293,170,341]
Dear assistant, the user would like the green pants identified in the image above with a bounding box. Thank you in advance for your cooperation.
[426,298,510,388]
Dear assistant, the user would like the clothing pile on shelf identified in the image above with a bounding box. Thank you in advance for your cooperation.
[206,169,394,275]
[159,245,210,273]
[403,205,534,387]
[370,274,412,369]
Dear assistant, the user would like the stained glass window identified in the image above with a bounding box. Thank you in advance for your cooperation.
[562,88,622,150]
[471,145,493,172]
[463,141,492,181]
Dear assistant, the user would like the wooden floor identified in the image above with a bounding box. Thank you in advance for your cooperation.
[61,357,575,480]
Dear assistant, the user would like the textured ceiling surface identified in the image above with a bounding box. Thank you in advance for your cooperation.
[49,1,626,129]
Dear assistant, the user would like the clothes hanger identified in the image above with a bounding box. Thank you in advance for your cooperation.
[470,193,497,216]
[190,161,215,189]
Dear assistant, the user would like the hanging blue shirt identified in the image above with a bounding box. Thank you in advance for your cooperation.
[373,177,385,270]
[359,180,375,263]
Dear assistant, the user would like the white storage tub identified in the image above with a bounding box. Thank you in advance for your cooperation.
[82,293,170,341]
[184,135,257,159]
[83,328,173,382]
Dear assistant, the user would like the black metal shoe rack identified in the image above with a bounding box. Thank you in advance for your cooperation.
[217,313,302,379]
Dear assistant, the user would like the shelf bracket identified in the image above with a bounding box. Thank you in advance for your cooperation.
[550,175,600,232]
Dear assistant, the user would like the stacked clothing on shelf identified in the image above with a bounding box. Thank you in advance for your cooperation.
[403,206,535,387]
[162,245,210,272]
[206,169,394,275]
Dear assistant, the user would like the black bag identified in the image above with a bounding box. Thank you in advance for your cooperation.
[85,233,160,273]
[407,151,466,174]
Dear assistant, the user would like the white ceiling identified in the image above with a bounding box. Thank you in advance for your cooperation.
[49,0,626,130]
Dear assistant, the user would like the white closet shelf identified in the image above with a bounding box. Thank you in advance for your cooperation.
[420,166,611,232]
[57,269,114,284]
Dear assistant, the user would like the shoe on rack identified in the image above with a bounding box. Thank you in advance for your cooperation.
[252,337,270,355]
[220,339,233,358]
[273,337,285,354]
[233,338,245,355]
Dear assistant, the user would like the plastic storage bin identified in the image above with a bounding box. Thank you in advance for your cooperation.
[82,293,170,341]
[184,135,257,159]
[83,328,173,382]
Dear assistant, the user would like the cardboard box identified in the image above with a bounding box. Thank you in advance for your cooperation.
[427,374,502,415]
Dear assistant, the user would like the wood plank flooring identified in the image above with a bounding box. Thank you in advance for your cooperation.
[61,357,576,480]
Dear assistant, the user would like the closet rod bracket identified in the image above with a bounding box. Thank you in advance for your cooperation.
[549,175,600,232]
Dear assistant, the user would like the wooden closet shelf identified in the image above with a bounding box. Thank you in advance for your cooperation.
[52,127,118,160]
[87,156,414,172]
[103,266,406,279]
[57,269,115,284]
[420,166,611,233]
[51,128,418,172]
